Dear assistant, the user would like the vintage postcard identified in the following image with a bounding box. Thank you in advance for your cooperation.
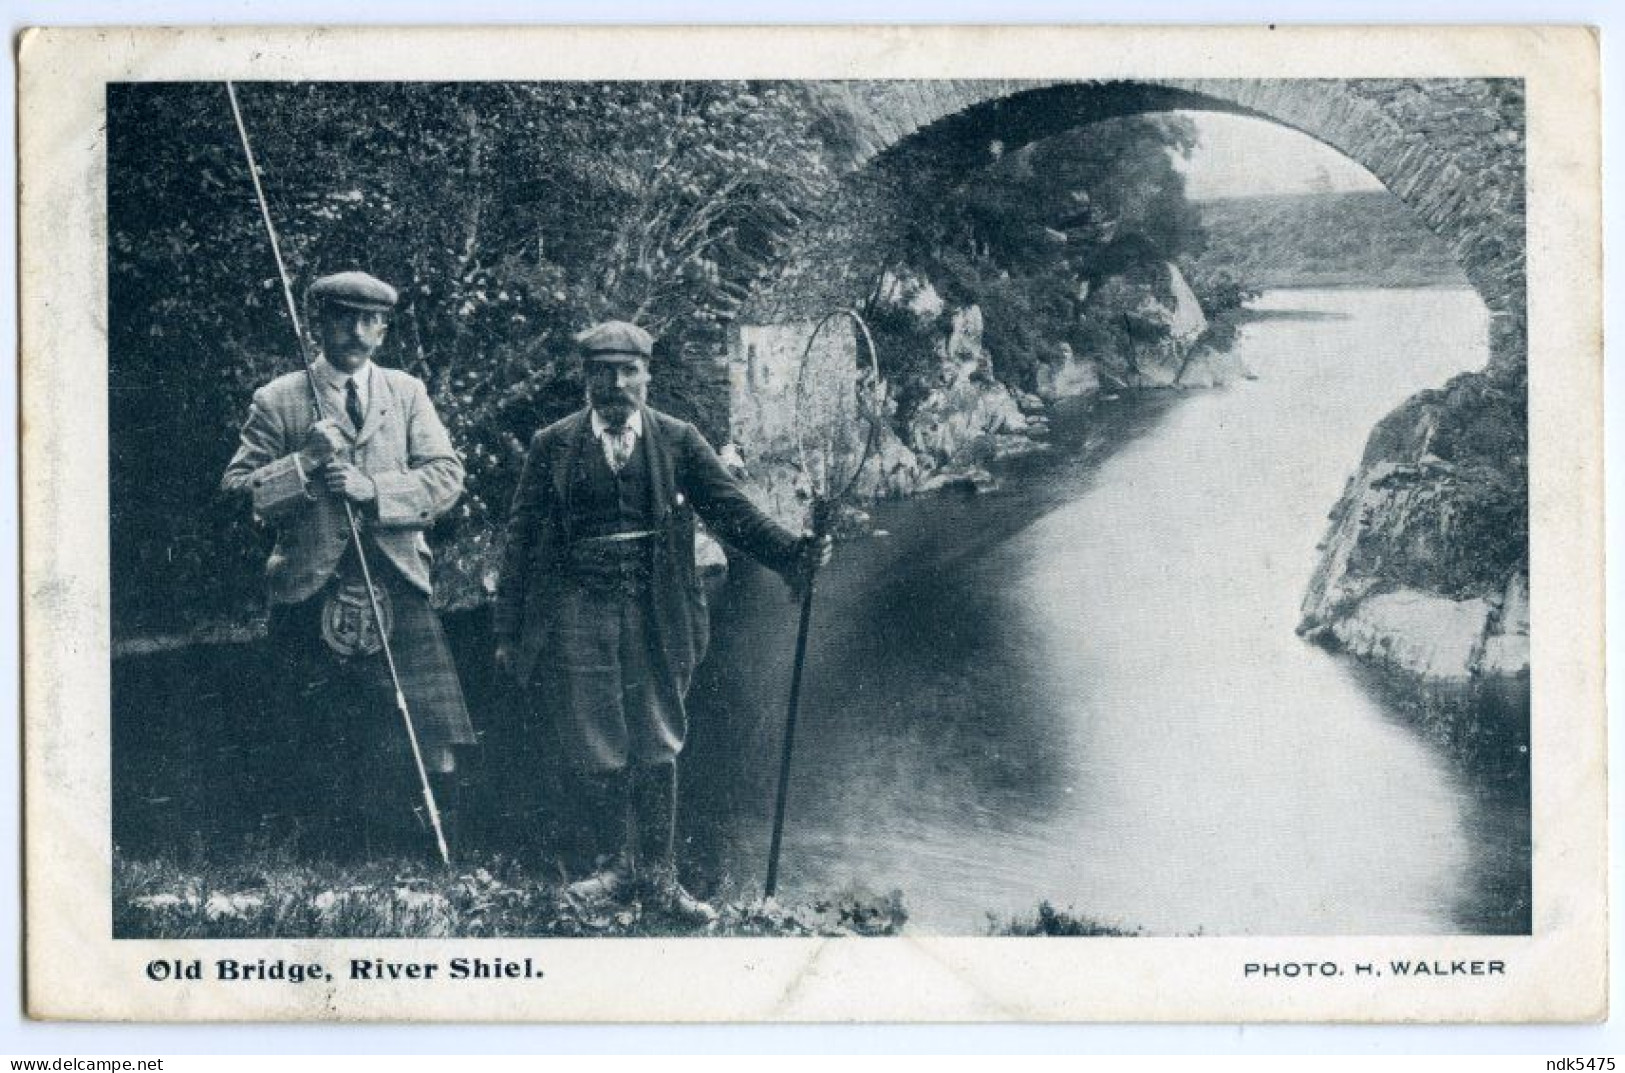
[19,25,1603,1021]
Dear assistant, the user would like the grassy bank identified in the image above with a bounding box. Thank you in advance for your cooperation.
[113,849,911,939]
[113,846,1138,939]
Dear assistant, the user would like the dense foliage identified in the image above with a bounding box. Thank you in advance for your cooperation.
[110,91,1256,636]
[110,82,841,630]
[867,115,1216,400]
[1191,190,1470,290]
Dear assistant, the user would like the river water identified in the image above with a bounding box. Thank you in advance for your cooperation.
[687,287,1529,936]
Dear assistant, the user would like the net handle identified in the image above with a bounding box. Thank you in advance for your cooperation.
[791,307,888,504]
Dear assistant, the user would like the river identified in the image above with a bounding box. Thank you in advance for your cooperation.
[686,286,1530,936]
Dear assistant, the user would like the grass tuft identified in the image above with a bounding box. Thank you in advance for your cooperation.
[113,848,909,939]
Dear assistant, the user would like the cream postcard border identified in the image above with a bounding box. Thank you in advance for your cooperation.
[19,24,1604,1022]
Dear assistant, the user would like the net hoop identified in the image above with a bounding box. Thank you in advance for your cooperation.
[791,307,888,505]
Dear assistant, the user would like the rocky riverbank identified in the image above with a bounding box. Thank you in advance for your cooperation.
[1298,367,1528,692]
[832,275,1528,705]
[722,284,1528,773]
[725,260,1254,533]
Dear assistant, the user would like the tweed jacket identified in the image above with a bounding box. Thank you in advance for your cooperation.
[493,405,802,687]
[221,359,465,606]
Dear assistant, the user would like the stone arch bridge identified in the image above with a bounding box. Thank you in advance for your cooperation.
[733,78,1524,402]
[724,78,1529,689]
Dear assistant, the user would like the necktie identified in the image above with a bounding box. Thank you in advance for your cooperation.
[605,428,634,473]
[345,377,364,432]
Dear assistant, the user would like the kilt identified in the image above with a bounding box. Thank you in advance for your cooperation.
[267,557,476,774]
[530,541,687,773]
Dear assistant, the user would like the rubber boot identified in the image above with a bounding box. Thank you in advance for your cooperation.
[631,761,717,927]
[563,770,634,907]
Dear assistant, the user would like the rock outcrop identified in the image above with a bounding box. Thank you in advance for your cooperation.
[1080,262,1219,390]
[1034,342,1100,401]
[874,265,946,322]
[720,249,1268,562]
[907,358,1030,466]
[880,286,1040,469]
[852,424,928,499]
[1299,369,1528,685]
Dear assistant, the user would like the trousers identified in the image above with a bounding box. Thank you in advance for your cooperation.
[530,575,687,773]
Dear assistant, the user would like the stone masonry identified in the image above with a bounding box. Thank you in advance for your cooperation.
[741,79,1525,377]
[731,80,1528,691]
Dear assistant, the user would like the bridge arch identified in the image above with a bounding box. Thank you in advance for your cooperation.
[741,78,1525,376]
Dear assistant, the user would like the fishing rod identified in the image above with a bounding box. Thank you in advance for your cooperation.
[225,82,450,867]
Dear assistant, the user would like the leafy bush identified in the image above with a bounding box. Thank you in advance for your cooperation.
[996,901,1142,937]
[109,82,845,633]
[1182,265,1260,352]
[871,114,1215,399]
[858,300,945,427]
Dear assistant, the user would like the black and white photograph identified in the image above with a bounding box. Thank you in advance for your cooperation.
[20,24,1605,1023]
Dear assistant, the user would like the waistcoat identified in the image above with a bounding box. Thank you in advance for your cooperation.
[571,433,656,540]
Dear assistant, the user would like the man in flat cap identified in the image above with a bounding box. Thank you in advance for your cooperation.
[222,270,476,859]
[493,320,830,925]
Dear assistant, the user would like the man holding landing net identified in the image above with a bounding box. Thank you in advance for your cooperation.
[493,321,831,925]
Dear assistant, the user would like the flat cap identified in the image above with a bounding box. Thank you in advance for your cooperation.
[575,320,654,362]
[307,271,398,312]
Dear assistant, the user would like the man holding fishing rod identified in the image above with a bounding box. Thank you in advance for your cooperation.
[493,321,831,926]
[222,271,477,860]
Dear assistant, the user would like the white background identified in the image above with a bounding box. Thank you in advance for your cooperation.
[2,0,1618,1056]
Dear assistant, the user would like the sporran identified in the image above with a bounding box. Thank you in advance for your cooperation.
[320,573,394,659]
